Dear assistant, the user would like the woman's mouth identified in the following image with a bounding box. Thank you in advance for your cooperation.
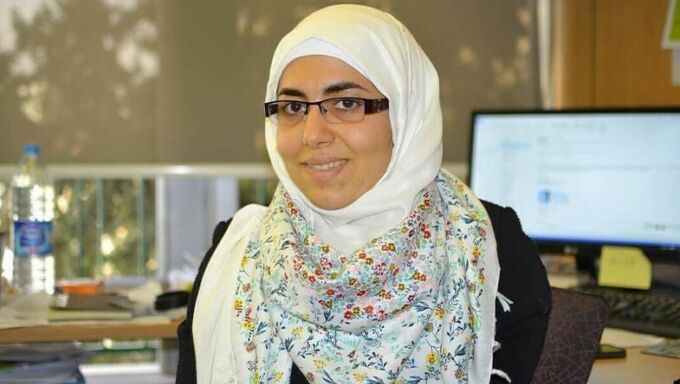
[306,160,347,171]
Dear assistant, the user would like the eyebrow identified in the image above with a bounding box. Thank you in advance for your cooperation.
[277,81,369,98]
[323,81,368,94]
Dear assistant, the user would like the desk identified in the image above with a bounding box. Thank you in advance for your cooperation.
[1,320,677,381]
[0,319,181,344]
[589,347,680,383]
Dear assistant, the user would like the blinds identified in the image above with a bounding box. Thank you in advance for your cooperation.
[0,0,539,164]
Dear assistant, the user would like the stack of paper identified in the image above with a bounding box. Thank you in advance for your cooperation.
[0,343,89,383]
[48,293,133,321]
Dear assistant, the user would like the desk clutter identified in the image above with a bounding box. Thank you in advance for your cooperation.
[0,280,186,383]
[572,284,680,339]
[48,293,134,321]
[0,342,89,383]
[0,279,185,329]
[542,253,680,339]
[642,338,680,360]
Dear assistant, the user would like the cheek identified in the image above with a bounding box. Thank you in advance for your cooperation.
[373,138,393,172]
[373,126,394,176]
[361,121,393,165]
[276,129,299,162]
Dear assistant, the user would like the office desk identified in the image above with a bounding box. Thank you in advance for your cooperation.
[0,318,181,344]
[589,347,679,383]
[2,321,677,381]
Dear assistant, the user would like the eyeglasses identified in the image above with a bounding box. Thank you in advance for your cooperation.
[264,97,389,126]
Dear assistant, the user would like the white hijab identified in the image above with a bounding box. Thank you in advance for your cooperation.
[265,4,443,253]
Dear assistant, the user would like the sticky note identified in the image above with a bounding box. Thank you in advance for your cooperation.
[598,246,651,290]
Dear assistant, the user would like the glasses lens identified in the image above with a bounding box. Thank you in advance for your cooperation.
[322,98,365,123]
[269,101,307,126]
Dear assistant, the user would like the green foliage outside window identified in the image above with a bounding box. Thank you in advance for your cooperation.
[52,179,156,280]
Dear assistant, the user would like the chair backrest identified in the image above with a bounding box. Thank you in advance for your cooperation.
[530,287,609,384]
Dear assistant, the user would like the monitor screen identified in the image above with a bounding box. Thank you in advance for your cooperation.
[469,109,680,256]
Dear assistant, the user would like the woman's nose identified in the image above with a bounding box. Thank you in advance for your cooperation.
[302,106,334,147]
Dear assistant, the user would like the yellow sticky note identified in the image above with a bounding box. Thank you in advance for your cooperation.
[598,246,651,290]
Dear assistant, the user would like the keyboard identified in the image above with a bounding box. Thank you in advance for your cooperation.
[571,285,680,338]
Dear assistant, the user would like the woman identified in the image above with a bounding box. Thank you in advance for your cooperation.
[177,4,550,383]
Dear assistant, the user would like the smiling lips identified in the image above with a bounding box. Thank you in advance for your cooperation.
[305,159,347,171]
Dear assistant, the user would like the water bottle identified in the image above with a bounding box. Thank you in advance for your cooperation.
[10,144,55,294]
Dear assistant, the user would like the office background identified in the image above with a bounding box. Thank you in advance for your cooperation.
[0,0,678,283]
[1,0,542,164]
[0,1,679,382]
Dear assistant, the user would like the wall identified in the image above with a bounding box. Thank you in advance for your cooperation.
[0,0,540,164]
[551,0,680,108]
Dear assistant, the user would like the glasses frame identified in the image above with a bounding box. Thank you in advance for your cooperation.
[263,97,389,124]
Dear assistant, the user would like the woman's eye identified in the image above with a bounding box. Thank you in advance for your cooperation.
[282,102,305,115]
[334,98,363,110]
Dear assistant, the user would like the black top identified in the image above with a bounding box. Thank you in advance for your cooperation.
[175,200,551,384]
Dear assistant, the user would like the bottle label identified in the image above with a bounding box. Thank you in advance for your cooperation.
[13,220,53,257]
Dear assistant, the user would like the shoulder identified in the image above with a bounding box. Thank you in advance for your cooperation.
[200,204,267,283]
[190,204,267,319]
[482,198,551,313]
[480,199,524,242]
[191,204,268,374]
[187,204,268,318]
[220,204,269,246]
[202,204,268,274]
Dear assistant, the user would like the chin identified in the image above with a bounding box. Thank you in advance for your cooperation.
[312,199,349,211]
[308,192,354,211]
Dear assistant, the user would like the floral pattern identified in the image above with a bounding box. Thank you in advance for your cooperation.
[232,170,494,383]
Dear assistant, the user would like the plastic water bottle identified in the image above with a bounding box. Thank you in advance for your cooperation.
[10,144,55,294]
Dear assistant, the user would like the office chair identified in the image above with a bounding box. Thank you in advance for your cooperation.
[530,287,609,384]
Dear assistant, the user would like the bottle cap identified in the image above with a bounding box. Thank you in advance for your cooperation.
[23,144,40,155]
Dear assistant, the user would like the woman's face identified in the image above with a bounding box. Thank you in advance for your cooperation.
[276,55,393,210]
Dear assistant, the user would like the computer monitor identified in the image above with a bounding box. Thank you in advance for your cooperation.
[468,109,680,262]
